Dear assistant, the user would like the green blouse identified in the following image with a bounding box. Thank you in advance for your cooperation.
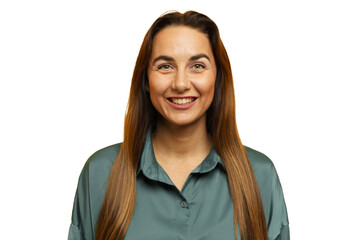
[68,129,289,240]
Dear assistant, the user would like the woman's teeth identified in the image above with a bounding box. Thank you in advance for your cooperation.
[171,98,195,105]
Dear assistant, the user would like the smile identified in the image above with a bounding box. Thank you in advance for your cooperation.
[169,97,197,105]
[166,97,198,109]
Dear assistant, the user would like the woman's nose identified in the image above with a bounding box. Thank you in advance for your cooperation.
[172,70,190,92]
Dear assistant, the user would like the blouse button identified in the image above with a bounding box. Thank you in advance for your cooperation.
[180,201,188,208]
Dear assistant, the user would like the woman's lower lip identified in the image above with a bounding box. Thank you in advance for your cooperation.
[166,98,197,109]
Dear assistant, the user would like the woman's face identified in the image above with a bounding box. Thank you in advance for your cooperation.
[147,26,217,128]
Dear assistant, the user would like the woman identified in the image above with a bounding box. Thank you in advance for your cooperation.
[68,11,289,240]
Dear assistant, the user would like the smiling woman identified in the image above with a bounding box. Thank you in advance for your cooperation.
[68,11,289,240]
[148,26,217,129]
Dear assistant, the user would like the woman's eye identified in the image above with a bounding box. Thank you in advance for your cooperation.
[158,64,172,70]
[192,64,205,70]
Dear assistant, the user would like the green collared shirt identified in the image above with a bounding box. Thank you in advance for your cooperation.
[69,129,289,240]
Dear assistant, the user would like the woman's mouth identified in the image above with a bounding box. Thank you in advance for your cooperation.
[168,97,197,105]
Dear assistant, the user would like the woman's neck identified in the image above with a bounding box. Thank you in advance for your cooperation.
[152,117,213,164]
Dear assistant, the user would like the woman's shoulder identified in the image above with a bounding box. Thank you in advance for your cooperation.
[244,146,276,174]
[243,146,283,197]
[79,143,122,189]
[85,143,122,169]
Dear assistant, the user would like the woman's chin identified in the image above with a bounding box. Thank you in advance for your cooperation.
[158,115,206,129]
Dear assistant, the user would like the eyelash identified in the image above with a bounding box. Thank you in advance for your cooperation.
[192,63,205,70]
[157,64,173,70]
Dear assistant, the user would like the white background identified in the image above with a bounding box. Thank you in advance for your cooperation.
[1,0,359,239]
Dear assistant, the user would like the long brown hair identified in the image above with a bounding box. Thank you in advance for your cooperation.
[96,11,267,240]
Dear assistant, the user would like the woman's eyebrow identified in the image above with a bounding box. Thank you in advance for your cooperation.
[152,55,174,65]
[189,54,210,61]
[152,54,211,65]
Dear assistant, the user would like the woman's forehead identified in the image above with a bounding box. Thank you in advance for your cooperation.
[151,26,214,60]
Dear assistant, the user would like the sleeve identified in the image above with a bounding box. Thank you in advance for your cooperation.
[268,165,290,240]
[68,162,94,240]
[275,225,290,240]
[68,191,83,240]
